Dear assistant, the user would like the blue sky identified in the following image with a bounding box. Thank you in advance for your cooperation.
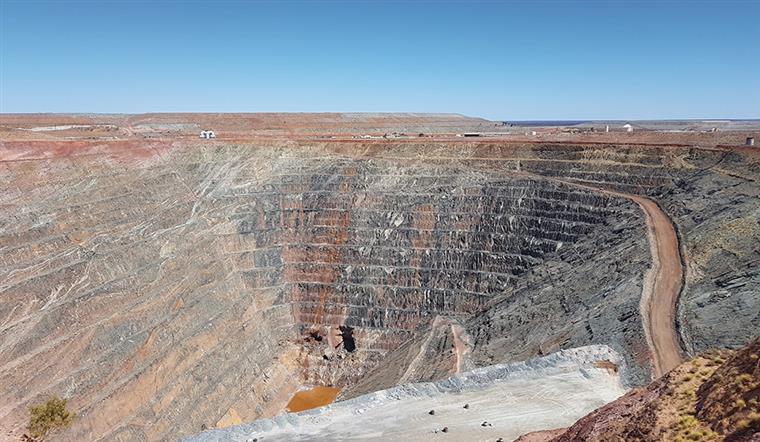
[1,1,758,120]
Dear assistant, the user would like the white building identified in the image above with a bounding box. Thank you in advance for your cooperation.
[200,130,216,139]
[623,123,634,133]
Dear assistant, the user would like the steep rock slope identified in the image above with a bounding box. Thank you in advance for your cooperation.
[657,149,760,354]
[1,138,758,441]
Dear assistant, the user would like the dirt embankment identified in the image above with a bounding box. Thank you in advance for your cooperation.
[547,339,760,442]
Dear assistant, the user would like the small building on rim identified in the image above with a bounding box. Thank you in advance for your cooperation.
[199,130,216,139]
[623,123,634,133]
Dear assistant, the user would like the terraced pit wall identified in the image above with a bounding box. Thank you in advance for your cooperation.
[1,140,757,441]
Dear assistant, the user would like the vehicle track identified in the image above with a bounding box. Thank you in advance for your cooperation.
[545,178,685,377]
[626,194,685,377]
[331,154,686,379]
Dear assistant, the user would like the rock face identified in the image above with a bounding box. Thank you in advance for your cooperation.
[1,121,759,441]
[658,150,760,355]
[183,345,628,442]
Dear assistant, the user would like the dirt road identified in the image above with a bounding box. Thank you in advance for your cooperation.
[523,173,685,378]
[567,183,685,378]
[627,195,685,377]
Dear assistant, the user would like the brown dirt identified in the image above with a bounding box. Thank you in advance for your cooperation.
[632,195,686,378]
[696,341,760,439]
[548,339,760,442]
[2,113,757,148]
[450,323,468,374]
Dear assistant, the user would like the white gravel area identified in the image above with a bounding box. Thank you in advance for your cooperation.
[184,345,627,442]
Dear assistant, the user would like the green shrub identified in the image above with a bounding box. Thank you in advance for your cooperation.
[27,396,75,440]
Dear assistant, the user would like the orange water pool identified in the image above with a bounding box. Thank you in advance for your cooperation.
[285,386,341,412]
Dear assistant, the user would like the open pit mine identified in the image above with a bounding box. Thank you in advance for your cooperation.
[0,114,758,441]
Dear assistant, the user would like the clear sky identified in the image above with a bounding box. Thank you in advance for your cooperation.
[1,0,758,120]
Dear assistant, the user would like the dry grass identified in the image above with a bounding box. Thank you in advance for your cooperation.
[662,356,721,442]
[694,342,760,439]
[27,396,75,440]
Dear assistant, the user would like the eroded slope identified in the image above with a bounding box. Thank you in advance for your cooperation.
[1,139,758,441]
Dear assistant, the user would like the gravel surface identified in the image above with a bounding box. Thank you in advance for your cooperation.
[185,345,627,442]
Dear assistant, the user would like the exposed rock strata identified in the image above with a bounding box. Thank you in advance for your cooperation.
[1,139,758,441]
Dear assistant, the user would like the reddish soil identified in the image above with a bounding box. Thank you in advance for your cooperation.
[632,195,685,377]
[547,339,760,441]
[2,113,757,148]
[514,428,568,442]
